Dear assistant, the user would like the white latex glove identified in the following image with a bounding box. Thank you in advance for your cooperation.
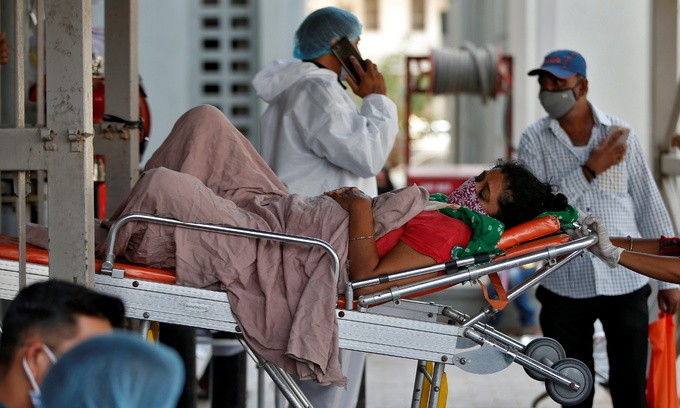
[566,208,589,239]
[581,216,623,268]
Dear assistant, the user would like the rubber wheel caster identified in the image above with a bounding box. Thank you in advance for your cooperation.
[523,337,566,381]
[545,358,593,406]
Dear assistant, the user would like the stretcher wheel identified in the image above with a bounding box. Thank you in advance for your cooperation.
[523,337,566,380]
[545,358,593,406]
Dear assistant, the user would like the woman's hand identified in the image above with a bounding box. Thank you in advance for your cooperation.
[324,187,371,212]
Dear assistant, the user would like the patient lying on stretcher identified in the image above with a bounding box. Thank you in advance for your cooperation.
[103,105,569,385]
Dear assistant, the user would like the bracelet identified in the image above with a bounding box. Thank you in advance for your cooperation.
[349,235,374,242]
[627,235,634,251]
[582,164,597,179]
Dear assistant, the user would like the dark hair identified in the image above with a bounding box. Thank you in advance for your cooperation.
[0,280,125,370]
[492,159,568,228]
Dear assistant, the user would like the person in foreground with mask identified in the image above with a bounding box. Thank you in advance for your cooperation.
[252,6,396,198]
[518,50,680,408]
[0,280,125,408]
[40,331,183,408]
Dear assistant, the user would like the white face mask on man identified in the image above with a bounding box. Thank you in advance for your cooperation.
[22,344,57,408]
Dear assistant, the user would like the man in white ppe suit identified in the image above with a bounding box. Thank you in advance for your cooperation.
[252,6,398,408]
[252,6,398,198]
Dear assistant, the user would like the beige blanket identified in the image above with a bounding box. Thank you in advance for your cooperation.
[105,105,428,385]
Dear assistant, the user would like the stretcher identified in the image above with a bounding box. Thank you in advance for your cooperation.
[0,213,597,407]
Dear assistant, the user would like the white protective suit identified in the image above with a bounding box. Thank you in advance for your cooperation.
[252,60,398,197]
[253,59,398,407]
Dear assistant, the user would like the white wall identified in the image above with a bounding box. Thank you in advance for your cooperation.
[139,1,306,165]
[138,0,194,165]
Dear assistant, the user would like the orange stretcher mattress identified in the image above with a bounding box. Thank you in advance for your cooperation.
[0,235,176,284]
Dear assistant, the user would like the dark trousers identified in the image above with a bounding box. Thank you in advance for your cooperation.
[536,284,651,408]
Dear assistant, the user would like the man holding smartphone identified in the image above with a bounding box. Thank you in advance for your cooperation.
[252,6,398,408]
[518,49,680,408]
[252,6,396,198]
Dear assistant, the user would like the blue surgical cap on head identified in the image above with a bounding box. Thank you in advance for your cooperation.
[41,331,184,408]
[293,7,362,60]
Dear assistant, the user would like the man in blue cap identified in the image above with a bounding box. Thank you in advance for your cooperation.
[518,50,680,408]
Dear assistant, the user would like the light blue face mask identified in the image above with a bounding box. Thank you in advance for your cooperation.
[22,344,57,408]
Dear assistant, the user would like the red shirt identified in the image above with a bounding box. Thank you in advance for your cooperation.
[376,211,472,263]
[660,236,680,257]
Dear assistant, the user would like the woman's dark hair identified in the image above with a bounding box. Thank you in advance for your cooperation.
[492,159,568,228]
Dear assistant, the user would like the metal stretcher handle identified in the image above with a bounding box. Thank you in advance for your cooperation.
[100,213,341,283]
[348,252,494,291]
[356,235,597,308]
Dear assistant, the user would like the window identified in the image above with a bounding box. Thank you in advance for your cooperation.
[231,38,249,50]
[231,61,250,72]
[412,0,425,30]
[202,61,221,72]
[231,17,249,29]
[231,83,250,94]
[203,83,221,94]
[364,0,379,30]
[202,17,220,29]
[203,38,220,49]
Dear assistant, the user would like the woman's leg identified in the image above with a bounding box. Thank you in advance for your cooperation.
[144,105,287,199]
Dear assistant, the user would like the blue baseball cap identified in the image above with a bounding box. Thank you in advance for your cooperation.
[528,50,587,78]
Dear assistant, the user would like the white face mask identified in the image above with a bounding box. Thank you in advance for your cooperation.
[338,66,349,82]
[22,344,57,408]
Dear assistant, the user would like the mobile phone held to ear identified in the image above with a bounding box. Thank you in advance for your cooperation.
[607,125,630,146]
[331,37,366,84]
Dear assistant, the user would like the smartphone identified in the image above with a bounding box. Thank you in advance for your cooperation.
[331,37,366,84]
[607,125,630,146]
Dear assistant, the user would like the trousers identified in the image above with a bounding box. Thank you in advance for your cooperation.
[536,284,651,408]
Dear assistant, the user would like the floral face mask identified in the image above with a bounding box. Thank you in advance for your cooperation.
[447,176,488,215]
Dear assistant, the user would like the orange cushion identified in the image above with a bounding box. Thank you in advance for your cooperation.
[0,235,176,284]
[497,215,561,250]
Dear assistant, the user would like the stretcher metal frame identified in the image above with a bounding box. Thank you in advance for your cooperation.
[0,213,597,407]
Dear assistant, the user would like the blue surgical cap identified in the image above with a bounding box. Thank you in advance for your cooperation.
[41,331,184,408]
[293,7,362,60]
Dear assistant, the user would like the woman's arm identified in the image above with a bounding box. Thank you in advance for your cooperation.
[617,250,680,284]
[326,187,438,294]
[585,218,680,283]
[611,237,660,255]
